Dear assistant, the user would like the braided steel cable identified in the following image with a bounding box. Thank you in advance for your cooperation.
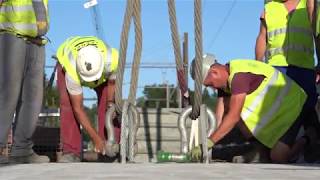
[191,0,203,120]
[114,0,133,113]
[167,0,189,103]
[115,0,142,163]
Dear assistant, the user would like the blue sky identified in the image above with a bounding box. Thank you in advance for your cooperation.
[46,0,264,106]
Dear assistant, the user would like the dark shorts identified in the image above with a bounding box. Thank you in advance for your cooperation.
[275,66,318,146]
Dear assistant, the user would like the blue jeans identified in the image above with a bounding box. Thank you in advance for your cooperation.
[0,33,45,156]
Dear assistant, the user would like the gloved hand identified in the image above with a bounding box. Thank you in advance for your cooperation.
[190,139,215,161]
[190,146,202,161]
[207,138,215,149]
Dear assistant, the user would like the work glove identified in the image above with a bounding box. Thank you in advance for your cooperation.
[190,139,215,161]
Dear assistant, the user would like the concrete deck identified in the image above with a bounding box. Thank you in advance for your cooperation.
[1,163,320,180]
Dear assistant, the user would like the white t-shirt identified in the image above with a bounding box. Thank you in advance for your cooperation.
[65,63,116,95]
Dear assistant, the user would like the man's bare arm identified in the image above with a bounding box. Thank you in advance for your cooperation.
[255,20,267,61]
[69,93,106,154]
[215,96,225,127]
[209,93,246,143]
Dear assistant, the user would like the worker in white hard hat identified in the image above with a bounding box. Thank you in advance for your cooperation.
[190,55,310,163]
[55,36,119,162]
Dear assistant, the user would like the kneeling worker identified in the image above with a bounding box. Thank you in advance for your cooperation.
[56,36,119,162]
[190,57,307,163]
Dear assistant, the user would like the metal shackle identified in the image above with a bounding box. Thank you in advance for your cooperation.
[105,103,140,157]
[178,106,217,154]
[105,103,118,157]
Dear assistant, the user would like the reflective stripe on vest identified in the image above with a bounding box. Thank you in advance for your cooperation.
[0,5,34,13]
[252,76,292,135]
[241,70,279,121]
[267,44,314,58]
[267,27,313,39]
[0,0,48,37]
[0,23,37,32]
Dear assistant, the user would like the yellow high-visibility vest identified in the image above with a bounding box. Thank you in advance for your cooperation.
[0,0,49,37]
[56,36,119,89]
[229,60,306,148]
[265,0,314,69]
[316,1,320,38]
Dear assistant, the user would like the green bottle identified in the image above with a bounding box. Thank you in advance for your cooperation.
[157,151,191,163]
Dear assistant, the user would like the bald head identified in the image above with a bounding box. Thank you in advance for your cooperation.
[203,64,229,89]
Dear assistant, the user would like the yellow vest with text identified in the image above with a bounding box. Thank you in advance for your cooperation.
[265,0,314,69]
[56,36,118,89]
[0,0,49,37]
[229,60,306,148]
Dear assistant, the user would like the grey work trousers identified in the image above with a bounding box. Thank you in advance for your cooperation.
[0,33,45,156]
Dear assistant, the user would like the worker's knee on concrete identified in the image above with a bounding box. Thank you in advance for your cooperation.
[270,142,291,163]
[270,151,288,163]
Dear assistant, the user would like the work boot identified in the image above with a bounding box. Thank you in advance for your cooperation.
[232,141,270,163]
[10,152,50,164]
[0,148,9,165]
[58,153,80,163]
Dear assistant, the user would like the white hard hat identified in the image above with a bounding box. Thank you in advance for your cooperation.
[190,53,217,83]
[76,45,104,82]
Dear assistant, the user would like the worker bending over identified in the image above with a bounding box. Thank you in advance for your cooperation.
[190,57,307,163]
[56,36,119,162]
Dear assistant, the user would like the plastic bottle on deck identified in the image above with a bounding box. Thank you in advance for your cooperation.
[157,151,191,163]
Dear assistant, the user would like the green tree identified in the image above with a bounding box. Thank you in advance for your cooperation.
[137,83,178,108]
[188,88,217,111]
[43,74,60,108]
[137,84,217,110]
[41,73,60,127]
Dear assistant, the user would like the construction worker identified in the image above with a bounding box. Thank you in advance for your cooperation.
[56,36,119,162]
[0,0,50,164]
[190,57,307,163]
[255,0,320,147]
